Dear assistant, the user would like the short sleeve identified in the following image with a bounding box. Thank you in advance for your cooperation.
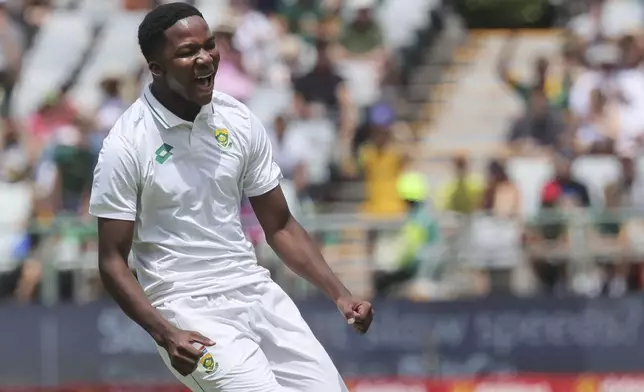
[243,112,283,197]
[88,134,139,221]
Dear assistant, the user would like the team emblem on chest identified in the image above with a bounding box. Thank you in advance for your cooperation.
[214,128,232,149]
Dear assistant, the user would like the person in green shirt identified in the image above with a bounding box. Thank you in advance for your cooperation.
[278,0,324,44]
[497,31,572,109]
[51,120,97,214]
[372,172,440,297]
[337,0,385,62]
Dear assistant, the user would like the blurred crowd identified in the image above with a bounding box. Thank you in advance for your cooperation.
[343,0,644,301]
[0,0,419,303]
[466,0,644,298]
[7,0,644,306]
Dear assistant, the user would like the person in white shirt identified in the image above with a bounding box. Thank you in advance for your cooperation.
[88,3,372,391]
[569,42,644,156]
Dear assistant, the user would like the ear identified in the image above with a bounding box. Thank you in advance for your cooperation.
[149,61,164,78]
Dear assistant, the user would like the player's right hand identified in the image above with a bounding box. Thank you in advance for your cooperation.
[161,327,216,376]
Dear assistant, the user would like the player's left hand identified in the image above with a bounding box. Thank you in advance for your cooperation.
[337,296,373,334]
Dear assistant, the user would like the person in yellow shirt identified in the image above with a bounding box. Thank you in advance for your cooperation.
[358,103,408,217]
[435,154,485,214]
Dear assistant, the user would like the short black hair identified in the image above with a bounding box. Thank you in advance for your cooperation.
[138,2,204,62]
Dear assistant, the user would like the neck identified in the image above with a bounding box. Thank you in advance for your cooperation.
[150,81,201,123]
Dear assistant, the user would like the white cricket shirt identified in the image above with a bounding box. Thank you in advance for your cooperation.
[89,87,282,306]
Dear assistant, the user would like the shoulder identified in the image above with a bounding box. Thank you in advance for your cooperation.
[212,90,252,125]
[212,90,263,145]
[102,99,149,155]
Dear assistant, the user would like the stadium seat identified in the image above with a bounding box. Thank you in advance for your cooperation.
[70,11,147,112]
[508,156,625,218]
[467,215,523,268]
[572,156,621,208]
[507,157,555,218]
[14,11,94,118]
[426,33,561,155]
[77,0,122,20]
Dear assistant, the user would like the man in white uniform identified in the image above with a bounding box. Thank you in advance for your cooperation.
[89,3,373,391]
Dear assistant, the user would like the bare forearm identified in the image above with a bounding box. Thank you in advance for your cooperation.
[267,218,351,302]
[99,255,173,345]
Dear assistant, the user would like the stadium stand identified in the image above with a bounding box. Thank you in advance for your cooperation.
[70,11,146,113]
[0,0,447,304]
[10,0,644,389]
[13,10,95,118]
[6,0,644,305]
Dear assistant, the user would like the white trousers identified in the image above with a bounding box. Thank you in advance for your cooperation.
[156,281,348,391]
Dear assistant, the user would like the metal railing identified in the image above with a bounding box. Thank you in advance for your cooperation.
[4,207,644,305]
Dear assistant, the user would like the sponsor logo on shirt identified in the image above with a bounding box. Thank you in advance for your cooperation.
[155,143,173,164]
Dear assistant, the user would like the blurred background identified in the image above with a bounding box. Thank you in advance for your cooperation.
[5,0,644,391]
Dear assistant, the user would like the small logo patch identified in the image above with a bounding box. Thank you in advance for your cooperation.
[155,143,173,164]
[199,347,219,374]
[214,128,232,148]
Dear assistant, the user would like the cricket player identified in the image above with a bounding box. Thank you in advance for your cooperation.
[89,3,373,391]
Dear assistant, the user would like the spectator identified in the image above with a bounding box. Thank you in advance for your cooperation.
[481,159,520,218]
[544,155,591,208]
[213,23,255,103]
[0,0,25,119]
[27,92,78,155]
[255,0,280,14]
[567,0,605,43]
[569,41,644,157]
[569,0,644,43]
[93,76,128,151]
[436,154,484,215]
[318,0,342,42]
[507,87,567,154]
[49,118,97,216]
[471,159,522,295]
[496,32,568,109]
[357,103,407,216]
[268,114,309,194]
[0,118,30,183]
[13,0,51,49]
[618,34,641,69]
[373,172,439,297]
[229,0,279,81]
[597,158,643,297]
[278,0,324,44]
[11,227,42,303]
[600,262,639,297]
[601,156,644,236]
[528,155,591,294]
[268,34,316,87]
[336,0,386,65]
[293,39,356,148]
[574,88,618,154]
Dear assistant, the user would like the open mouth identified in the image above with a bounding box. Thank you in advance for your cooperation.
[195,72,214,91]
